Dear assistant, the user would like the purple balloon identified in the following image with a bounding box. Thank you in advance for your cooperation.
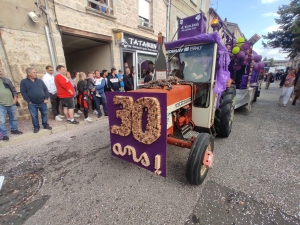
[258,63,265,70]
[241,41,251,51]
[236,50,246,60]
[234,58,240,63]
[254,55,262,62]
[253,62,260,72]
[233,65,242,71]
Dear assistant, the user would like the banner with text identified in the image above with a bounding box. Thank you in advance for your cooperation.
[178,13,207,40]
[106,92,167,177]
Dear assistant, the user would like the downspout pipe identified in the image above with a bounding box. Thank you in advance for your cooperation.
[43,0,58,69]
[166,0,171,42]
[44,26,56,70]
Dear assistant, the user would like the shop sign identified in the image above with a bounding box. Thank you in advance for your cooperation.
[115,32,123,44]
[120,34,157,53]
[106,92,167,177]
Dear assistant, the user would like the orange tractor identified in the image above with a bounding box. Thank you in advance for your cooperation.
[107,30,235,185]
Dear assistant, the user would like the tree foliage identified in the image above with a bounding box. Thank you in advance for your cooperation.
[268,58,275,66]
[263,57,268,61]
[262,0,300,59]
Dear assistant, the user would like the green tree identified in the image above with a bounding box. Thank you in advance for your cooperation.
[268,58,275,66]
[262,0,300,59]
[263,57,268,61]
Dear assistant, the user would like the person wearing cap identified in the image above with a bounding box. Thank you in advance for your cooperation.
[117,69,124,92]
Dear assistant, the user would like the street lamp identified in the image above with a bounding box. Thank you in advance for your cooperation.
[210,18,219,32]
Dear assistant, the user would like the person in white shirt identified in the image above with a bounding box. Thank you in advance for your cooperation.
[42,66,64,121]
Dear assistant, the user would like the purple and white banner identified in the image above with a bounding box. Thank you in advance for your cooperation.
[106,92,168,177]
[178,13,207,40]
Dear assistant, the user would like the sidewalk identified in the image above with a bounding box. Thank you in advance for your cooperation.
[0,110,107,148]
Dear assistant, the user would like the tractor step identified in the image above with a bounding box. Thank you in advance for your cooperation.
[182,130,200,140]
[180,124,199,140]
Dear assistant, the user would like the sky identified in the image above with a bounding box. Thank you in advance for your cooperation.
[212,0,291,60]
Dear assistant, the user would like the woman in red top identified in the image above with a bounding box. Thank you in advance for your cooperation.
[54,65,79,124]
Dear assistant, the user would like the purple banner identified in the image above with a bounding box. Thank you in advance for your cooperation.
[106,92,167,177]
[178,13,207,40]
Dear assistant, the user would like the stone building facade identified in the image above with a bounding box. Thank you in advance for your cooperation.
[0,0,167,119]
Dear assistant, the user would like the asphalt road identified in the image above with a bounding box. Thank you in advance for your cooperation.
[0,83,299,225]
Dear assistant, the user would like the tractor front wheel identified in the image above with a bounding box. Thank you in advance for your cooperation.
[186,133,214,185]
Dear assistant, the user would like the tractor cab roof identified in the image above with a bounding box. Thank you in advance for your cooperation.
[165,32,228,54]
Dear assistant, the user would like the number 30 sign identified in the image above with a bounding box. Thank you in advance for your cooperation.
[106,92,168,177]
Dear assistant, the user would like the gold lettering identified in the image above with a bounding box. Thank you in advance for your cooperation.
[112,143,150,167]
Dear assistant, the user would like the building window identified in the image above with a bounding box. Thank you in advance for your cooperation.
[190,0,197,6]
[200,0,206,12]
[139,0,152,28]
[87,0,113,15]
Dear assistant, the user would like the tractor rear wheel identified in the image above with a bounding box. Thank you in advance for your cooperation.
[186,133,214,185]
[214,85,236,138]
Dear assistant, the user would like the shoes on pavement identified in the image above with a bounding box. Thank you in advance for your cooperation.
[74,113,80,118]
[34,128,40,133]
[69,119,79,124]
[55,115,63,121]
[87,117,93,120]
[84,117,92,122]
[77,110,83,114]
[97,115,102,118]
[292,102,296,106]
[277,100,281,104]
[283,104,287,107]
[93,110,98,115]
[104,114,108,116]
[11,130,23,135]
[58,115,65,118]
[44,125,52,130]
[2,136,9,141]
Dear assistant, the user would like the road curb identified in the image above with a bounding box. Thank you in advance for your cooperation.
[0,118,106,148]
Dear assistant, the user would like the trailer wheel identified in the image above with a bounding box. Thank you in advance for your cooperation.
[214,86,236,138]
[186,133,214,185]
[252,86,258,102]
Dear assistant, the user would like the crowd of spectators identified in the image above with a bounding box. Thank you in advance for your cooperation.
[0,64,140,141]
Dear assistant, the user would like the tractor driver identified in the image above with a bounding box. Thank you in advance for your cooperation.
[183,54,211,83]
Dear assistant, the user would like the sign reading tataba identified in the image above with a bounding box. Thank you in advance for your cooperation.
[120,34,157,53]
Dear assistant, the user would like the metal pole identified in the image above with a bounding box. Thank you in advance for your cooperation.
[166,0,171,42]
[44,0,58,69]
[44,26,56,70]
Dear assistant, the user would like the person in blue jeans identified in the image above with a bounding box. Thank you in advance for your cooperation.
[0,69,23,141]
[20,67,52,133]
[93,73,108,118]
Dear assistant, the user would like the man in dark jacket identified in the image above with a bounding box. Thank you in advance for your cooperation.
[20,67,52,133]
[108,68,120,91]
[123,67,134,91]
[144,70,153,84]
[0,69,23,141]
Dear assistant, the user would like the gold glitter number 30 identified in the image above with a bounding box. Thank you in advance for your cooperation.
[110,96,162,145]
